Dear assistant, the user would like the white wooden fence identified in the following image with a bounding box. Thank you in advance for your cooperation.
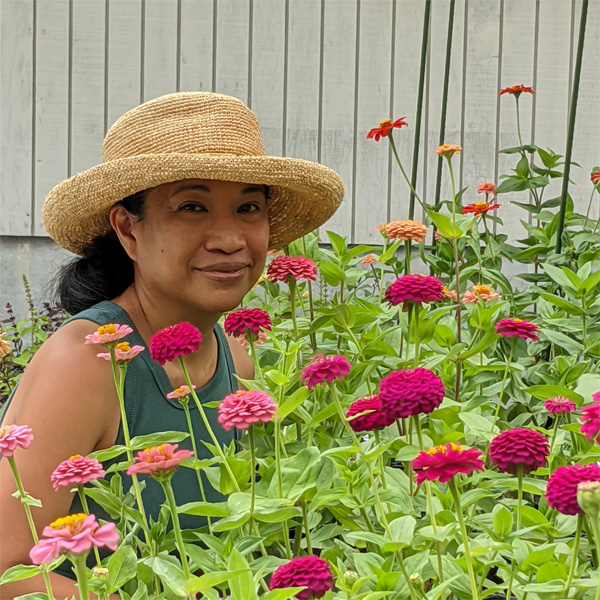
[1,0,599,247]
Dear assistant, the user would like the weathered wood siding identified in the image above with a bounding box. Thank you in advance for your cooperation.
[1,0,599,245]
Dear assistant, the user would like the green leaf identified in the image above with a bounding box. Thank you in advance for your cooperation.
[185,570,250,593]
[0,564,41,585]
[319,260,346,286]
[107,546,137,589]
[493,505,513,538]
[537,292,584,315]
[524,385,583,403]
[458,328,498,360]
[383,516,416,551]
[541,264,580,294]
[521,545,557,572]
[541,330,583,355]
[227,549,257,600]
[495,177,529,194]
[130,431,189,450]
[143,555,187,597]
[326,230,347,257]
[177,501,230,517]
[277,387,310,420]
[537,562,568,583]
[89,445,128,461]
[259,589,307,600]
[427,211,462,239]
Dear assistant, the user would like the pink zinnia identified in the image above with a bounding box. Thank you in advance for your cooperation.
[51,455,105,491]
[412,443,484,485]
[301,355,352,390]
[435,144,461,157]
[237,330,269,348]
[266,256,318,282]
[149,322,202,365]
[488,428,549,475]
[495,318,539,341]
[546,464,600,515]
[166,385,197,400]
[223,308,272,338]
[96,341,145,363]
[84,323,133,345]
[477,182,497,195]
[379,368,445,419]
[0,424,33,458]
[384,274,444,307]
[361,254,377,266]
[269,555,334,600]
[29,513,119,565]
[126,443,194,477]
[462,286,501,304]
[580,402,600,442]
[346,395,395,433]
[545,396,576,414]
[217,390,278,431]
[442,286,458,301]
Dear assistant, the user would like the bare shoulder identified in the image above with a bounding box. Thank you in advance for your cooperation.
[225,334,254,383]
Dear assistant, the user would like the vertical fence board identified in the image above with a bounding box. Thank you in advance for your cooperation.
[0,0,34,235]
[179,0,214,92]
[33,0,69,236]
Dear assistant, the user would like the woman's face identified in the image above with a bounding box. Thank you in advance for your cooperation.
[126,179,270,315]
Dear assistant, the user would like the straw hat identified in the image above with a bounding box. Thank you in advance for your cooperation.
[42,92,345,256]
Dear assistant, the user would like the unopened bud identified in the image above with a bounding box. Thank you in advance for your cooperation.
[347,457,359,471]
[577,481,600,517]
[343,570,359,585]
[409,573,424,590]
[91,566,109,580]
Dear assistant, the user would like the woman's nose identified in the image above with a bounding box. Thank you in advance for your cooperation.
[203,217,247,253]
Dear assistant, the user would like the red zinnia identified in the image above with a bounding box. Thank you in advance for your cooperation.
[223,308,272,338]
[384,274,444,307]
[267,256,317,283]
[591,171,600,185]
[495,318,539,341]
[488,428,549,475]
[379,367,445,419]
[269,555,334,600]
[346,395,395,433]
[580,402,600,443]
[462,201,500,216]
[412,443,485,485]
[149,322,202,365]
[366,117,408,142]
[546,464,600,515]
[545,396,576,414]
[301,355,351,390]
[499,85,534,96]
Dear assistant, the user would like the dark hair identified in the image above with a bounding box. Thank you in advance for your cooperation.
[54,191,147,315]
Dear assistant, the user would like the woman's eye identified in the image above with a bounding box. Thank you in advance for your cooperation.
[239,203,260,213]
[180,204,205,212]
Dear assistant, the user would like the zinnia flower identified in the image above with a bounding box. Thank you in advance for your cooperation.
[361,253,377,266]
[381,220,428,243]
[29,513,119,565]
[366,117,408,142]
[0,332,10,358]
[96,341,145,363]
[51,455,105,491]
[84,323,133,345]
[384,274,444,307]
[545,396,576,414]
[546,464,600,515]
[166,385,197,401]
[346,395,395,433]
[0,424,33,458]
[379,367,445,419]
[462,201,500,216]
[301,355,352,390]
[591,171,600,185]
[500,84,534,96]
[223,308,272,338]
[495,318,539,341]
[217,390,278,431]
[462,285,501,303]
[412,443,485,485]
[149,322,202,365]
[126,443,194,477]
[267,256,318,282]
[237,330,269,348]
[477,182,497,194]
[580,402,600,442]
[269,555,334,600]
[442,286,458,301]
[488,428,549,475]
[435,144,461,157]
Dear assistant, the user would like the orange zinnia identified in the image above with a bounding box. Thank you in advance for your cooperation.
[462,201,500,216]
[367,118,408,142]
[435,144,462,157]
[500,84,533,96]
[381,220,428,243]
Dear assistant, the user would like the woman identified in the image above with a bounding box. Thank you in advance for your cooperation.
[0,92,344,598]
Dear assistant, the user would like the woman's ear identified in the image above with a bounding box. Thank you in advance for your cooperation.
[109,205,138,262]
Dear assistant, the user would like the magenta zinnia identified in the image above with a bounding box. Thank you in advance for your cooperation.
[545,396,576,414]
[217,390,278,431]
[51,455,105,491]
[149,322,202,365]
[488,428,549,475]
[495,318,539,341]
[0,424,33,458]
[346,395,395,433]
[301,355,351,390]
[580,402,600,442]
[546,464,600,515]
[379,367,445,419]
[223,308,272,338]
[384,274,444,307]
[126,443,194,477]
[269,554,334,600]
[412,443,484,485]
[267,255,317,282]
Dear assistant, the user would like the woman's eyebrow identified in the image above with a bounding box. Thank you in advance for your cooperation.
[172,184,266,196]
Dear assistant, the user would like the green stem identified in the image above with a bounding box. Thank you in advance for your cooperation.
[516,465,523,532]
[248,338,265,385]
[288,278,299,339]
[388,135,425,210]
[564,514,583,596]
[275,420,284,497]
[413,304,420,367]
[589,514,600,600]
[489,340,516,435]
[301,499,313,554]
[448,478,479,600]
[405,240,411,275]
[447,157,458,223]
[515,96,524,150]
[549,415,562,456]
[71,554,91,600]
[373,430,388,489]
[378,236,388,307]
[249,426,256,521]
[77,485,102,567]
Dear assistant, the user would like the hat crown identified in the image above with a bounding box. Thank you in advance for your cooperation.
[103,92,266,162]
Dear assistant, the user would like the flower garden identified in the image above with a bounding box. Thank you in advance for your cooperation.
[2,81,600,600]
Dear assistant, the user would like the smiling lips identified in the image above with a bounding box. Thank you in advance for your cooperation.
[197,261,249,281]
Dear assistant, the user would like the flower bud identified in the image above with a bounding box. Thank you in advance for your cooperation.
[347,457,359,471]
[409,573,424,591]
[577,481,600,517]
[343,570,359,586]
[91,566,110,580]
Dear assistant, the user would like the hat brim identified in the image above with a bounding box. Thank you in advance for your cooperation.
[42,153,345,256]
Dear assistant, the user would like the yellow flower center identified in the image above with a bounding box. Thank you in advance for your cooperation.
[50,513,87,532]
[475,202,489,210]
[174,387,185,394]
[426,443,463,455]
[115,342,131,352]
[513,318,523,322]
[473,285,492,295]
[97,324,117,335]
[69,454,82,460]
[378,119,392,128]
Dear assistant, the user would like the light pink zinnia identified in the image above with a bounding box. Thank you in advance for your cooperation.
[0,424,33,458]
[126,443,194,477]
[266,255,318,282]
[217,390,278,431]
[166,385,197,400]
[96,341,145,363]
[580,402,600,442]
[495,318,539,341]
[545,396,576,414]
[477,182,497,195]
[237,330,269,348]
[84,323,133,345]
[301,355,352,390]
[223,308,272,338]
[462,285,501,303]
[51,455,105,491]
[149,322,202,365]
[29,513,119,565]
